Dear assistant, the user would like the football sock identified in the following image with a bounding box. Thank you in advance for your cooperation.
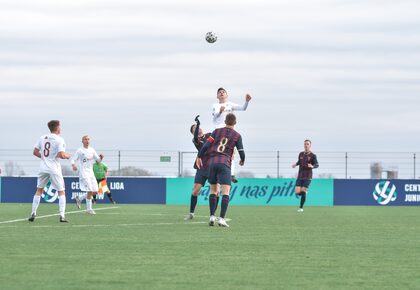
[86,198,92,211]
[214,195,220,212]
[59,195,66,217]
[220,195,229,218]
[92,194,97,202]
[190,195,198,213]
[300,192,307,208]
[209,194,217,216]
[31,195,41,215]
[107,193,114,202]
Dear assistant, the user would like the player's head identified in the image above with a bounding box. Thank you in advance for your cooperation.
[82,135,91,147]
[217,87,228,103]
[304,139,312,151]
[47,120,60,134]
[190,124,203,136]
[225,113,237,127]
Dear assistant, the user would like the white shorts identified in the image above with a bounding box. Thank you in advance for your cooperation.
[37,172,65,191]
[79,176,99,192]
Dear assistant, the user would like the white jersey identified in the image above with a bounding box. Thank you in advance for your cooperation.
[71,146,100,179]
[212,101,249,129]
[34,133,66,174]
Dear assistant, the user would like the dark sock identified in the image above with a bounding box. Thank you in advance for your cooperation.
[92,194,97,202]
[209,194,217,216]
[220,195,230,218]
[107,192,114,202]
[300,192,307,208]
[190,195,198,213]
[214,196,220,212]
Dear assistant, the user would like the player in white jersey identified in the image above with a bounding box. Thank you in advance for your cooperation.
[29,120,71,223]
[71,135,103,214]
[212,87,252,182]
[212,87,252,129]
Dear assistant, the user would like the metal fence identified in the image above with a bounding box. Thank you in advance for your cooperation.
[0,150,418,179]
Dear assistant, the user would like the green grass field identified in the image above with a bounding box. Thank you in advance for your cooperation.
[0,203,419,290]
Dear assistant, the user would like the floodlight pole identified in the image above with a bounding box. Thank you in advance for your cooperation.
[277,151,280,179]
[345,152,348,179]
[414,153,416,179]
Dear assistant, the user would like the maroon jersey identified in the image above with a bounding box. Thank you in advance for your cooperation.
[200,127,245,168]
[295,151,319,179]
[193,132,211,169]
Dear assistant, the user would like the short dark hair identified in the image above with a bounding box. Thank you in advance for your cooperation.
[217,87,226,93]
[304,139,312,144]
[225,113,236,126]
[48,120,60,132]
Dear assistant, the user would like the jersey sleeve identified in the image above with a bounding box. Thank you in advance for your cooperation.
[57,138,66,153]
[71,149,80,165]
[92,149,101,161]
[312,154,319,168]
[231,101,249,111]
[103,163,108,171]
[295,153,301,166]
[34,137,42,150]
[235,135,245,162]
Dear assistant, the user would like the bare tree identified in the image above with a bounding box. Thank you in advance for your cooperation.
[109,166,152,176]
[236,171,255,178]
[4,161,25,176]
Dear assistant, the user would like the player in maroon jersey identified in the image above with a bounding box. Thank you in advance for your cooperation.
[292,140,319,212]
[185,115,214,220]
[196,113,245,227]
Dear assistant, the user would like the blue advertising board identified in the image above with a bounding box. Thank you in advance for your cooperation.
[0,177,166,204]
[334,179,420,206]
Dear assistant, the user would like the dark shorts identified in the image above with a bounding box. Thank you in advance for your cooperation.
[194,168,208,186]
[208,163,231,185]
[295,179,311,188]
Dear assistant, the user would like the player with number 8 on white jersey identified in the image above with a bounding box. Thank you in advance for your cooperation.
[29,120,71,223]
[71,135,103,214]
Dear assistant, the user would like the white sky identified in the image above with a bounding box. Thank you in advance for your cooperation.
[0,0,419,152]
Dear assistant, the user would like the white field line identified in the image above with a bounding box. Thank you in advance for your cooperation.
[0,207,119,224]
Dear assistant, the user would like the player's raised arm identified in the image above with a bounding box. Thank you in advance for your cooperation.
[193,115,200,143]
[231,94,252,111]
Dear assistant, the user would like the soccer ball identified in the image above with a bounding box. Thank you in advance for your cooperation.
[205,32,217,43]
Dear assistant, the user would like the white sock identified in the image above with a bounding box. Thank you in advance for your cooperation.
[86,199,92,211]
[78,193,87,202]
[31,195,41,215]
[59,195,66,217]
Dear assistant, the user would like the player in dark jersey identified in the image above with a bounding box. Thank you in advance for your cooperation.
[196,113,245,227]
[292,139,319,212]
[185,115,214,220]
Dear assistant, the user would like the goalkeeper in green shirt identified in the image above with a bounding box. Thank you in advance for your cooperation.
[92,161,116,204]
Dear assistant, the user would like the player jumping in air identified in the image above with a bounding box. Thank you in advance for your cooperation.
[72,135,103,215]
[197,113,245,227]
[212,87,251,183]
[29,120,71,223]
[292,140,319,212]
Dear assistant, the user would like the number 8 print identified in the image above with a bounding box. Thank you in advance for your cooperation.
[217,137,229,153]
[43,142,51,157]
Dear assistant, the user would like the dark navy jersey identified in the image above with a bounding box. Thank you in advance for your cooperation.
[198,127,245,168]
[295,151,319,179]
[192,132,211,169]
